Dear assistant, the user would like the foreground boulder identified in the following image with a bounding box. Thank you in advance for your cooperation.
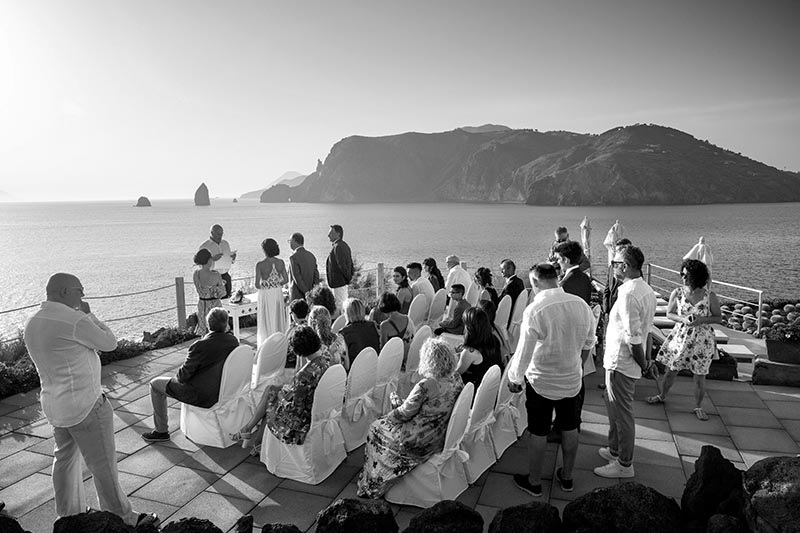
[562,482,683,533]
[403,500,482,533]
[53,510,133,533]
[743,456,800,533]
[162,517,223,532]
[261,525,302,533]
[706,514,745,533]
[488,501,561,532]
[0,515,28,533]
[682,445,744,530]
[316,498,397,533]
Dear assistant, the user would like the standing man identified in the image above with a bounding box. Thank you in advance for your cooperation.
[141,308,239,443]
[201,224,236,298]
[548,226,590,274]
[288,232,320,301]
[326,224,354,312]
[594,245,656,478]
[507,264,596,497]
[499,259,525,319]
[444,255,471,293]
[556,241,592,305]
[406,262,435,305]
[24,273,158,528]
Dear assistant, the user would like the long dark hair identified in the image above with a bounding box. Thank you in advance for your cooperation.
[393,266,410,290]
[463,307,501,366]
[423,257,445,291]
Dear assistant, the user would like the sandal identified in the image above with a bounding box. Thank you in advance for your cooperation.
[646,394,665,404]
[693,407,709,421]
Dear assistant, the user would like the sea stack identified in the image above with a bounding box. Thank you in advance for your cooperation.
[135,196,151,207]
[194,183,210,206]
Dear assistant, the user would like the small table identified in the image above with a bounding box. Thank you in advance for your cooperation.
[224,293,259,340]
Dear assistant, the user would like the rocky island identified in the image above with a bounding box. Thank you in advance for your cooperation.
[194,183,210,206]
[134,196,151,207]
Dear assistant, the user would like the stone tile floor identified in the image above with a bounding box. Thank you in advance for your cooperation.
[2,328,799,532]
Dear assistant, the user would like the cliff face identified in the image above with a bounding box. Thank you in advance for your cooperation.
[194,183,210,206]
[260,124,800,205]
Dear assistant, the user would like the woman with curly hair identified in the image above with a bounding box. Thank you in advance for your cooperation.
[474,266,499,306]
[308,305,349,371]
[648,259,721,420]
[422,257,445,293]
[357,337,464,498]
[306,285,337,318]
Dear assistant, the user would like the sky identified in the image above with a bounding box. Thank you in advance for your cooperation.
[1,0,798,201]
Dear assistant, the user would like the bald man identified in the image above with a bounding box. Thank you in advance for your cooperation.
[24,273,158,527]
[201,224,236,298]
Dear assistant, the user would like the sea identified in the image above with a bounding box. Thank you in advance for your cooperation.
[1,200,799,341]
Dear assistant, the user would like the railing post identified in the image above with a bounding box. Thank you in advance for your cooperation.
[376,263,384,300]
[175,277,187,329]
[646,263,652,285]
[756,290,763,335]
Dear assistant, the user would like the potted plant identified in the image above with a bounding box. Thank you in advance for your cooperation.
[762,320,800,364]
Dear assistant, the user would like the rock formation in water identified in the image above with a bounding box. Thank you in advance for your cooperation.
[260,124,800,205]
[194,183,210,206]
[134,196,151,207]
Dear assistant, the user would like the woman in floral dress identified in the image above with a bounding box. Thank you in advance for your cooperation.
[648,259,722,420]
[256,238,288,346]
[357,337,463,499]
[192,248,226,336]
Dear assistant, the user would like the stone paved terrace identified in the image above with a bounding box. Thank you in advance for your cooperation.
[2,327,799,532]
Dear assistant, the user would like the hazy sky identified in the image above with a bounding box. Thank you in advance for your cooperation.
[1,0,798,201]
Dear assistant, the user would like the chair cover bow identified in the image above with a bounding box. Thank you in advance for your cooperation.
[466,413,497,442]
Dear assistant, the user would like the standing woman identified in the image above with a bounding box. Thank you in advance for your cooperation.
[256,238,289,346]
[193,248,226,336]
[393,266,413,314]
[648,259,721,420]
[422,258,445,293]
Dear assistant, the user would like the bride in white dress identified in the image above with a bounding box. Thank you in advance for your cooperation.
[256,238,289,346]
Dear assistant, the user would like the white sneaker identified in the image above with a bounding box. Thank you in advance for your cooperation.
[594,460,634,478]
[598,447,618,463]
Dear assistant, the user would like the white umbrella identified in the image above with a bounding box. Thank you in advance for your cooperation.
[580,216,592,277]
[603,220,625,265]
[683,236,714,278]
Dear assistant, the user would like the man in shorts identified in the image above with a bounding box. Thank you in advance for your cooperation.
[507,263,596,496]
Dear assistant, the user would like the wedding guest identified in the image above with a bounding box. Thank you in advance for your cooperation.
[378,293,415,356]
[393,266,413,314]
[602,238,632,314]
[285,299,310,369]
[478,300,512,364]
[422,257,445,292]
[200,224,236,298]
[547,226,590,274]
[474,267,499,305]
[307,285,337,318]
[288,232,320,300]
[256,238,288,346]
[24,273,159,528]
[340,298,380,365]
[434,284,470,335]
[444,255,471,293]
[499,259,525,326]
[192,248,226,336]
[357,337,463,498]
[456,307,503,387]
[556,241,592,305]
[142,308,239,443]
[407,262,435,305]
[308,305,349,371]
[326,224,354,312]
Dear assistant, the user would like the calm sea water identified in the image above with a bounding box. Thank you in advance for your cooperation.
[2,200,799,340]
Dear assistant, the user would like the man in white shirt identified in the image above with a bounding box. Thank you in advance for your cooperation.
[507,263,596,497]
[444,255,471,293]
[406,262,435,307]
[24,273,158,528]
[200,224,236,298]
[594,245,657,479]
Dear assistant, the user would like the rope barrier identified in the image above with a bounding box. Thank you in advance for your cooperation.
[83,284,173,300]
[0,303,39,315]
[105,307,175,323]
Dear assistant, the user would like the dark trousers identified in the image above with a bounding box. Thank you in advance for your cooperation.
[221,272,232,299]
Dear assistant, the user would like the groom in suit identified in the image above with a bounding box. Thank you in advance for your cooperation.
[288,232,320,300]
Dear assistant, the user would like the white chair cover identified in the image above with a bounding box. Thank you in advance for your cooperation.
[465,282,479,306]
[340,350,379,451]
[397,325,431,398]
[507,288,529,350]
[491,365,527,458]
[407,294,428,329]
[251,332,290,396]
[260,364,347,484]
[373,338,404,415]
[495,295,512,332]
[427,289,447,327]
[384,382,475,508]
[461,365,501,483]
[331,314,346,334]
[180,345,255,448]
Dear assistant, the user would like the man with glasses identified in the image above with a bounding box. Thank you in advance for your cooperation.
[434,284,470,335]
[24,273,159,528]
[594,246,657,478]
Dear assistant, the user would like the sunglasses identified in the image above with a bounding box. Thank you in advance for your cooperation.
[610,261,625,267]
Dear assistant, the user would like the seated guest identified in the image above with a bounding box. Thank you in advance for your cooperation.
[422,257,445,292]
[393,266,413,314]
[378,293,416,366]
[556,240,593,305]
[478,300,512,364]
[340,297,380,366]
[142,308,239,442]
[307,285,337,319]
[456,307,503,386]
[285,299,310,369]
[474,267,499,305]
[357,337,464,498]
[407,262,435,307]
[231,326,331,454]
[434,284,470,335]
[308,305,349,371]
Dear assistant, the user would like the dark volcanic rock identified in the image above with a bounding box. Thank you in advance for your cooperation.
[403,500,483,533]
[162,517,223,532]
[681,445,744,530]
[194,182,211,206]
[260,183,292,202]
[316,498,397,533]
[0,515,27,533]
[53,510,133,532]
[135,196,151,207]
[562,481,683,533]
[742,455,800,533]
[706,514,744,533]
[261,525,302,533]
[488,501,561,532]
